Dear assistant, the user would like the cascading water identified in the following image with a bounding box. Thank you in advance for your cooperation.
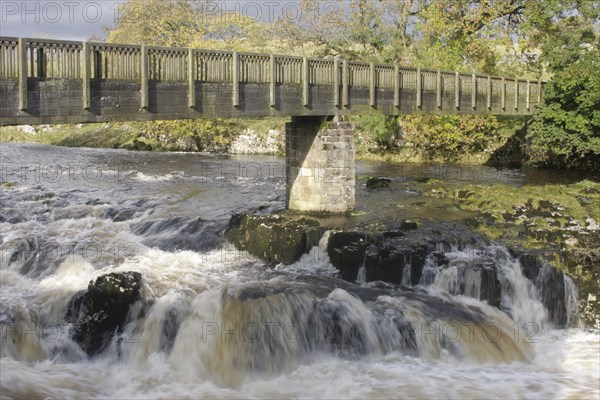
[1,143,598,399]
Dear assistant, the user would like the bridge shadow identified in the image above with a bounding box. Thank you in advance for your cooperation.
[485,117,529,169]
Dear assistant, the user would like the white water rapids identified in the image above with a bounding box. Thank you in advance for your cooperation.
[0,143,598,399]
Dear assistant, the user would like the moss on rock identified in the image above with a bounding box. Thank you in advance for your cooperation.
[225,213,324,265]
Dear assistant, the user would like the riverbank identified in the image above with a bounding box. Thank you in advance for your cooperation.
[0,119,286,155]
[0,116,526,166]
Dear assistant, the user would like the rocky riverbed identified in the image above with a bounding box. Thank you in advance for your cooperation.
[224,212,581,329]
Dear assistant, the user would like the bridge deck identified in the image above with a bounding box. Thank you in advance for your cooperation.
[0,37,543,126]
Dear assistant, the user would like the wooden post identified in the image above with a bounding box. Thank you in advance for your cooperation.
[36,48,45,78]
[232,51,239,107]
[82,42,91,110]
[369,62,376,107]
[537,79,542,104]
[514,78,519,110]
[28,47,34,77]
[140,45,148,109]
[188,49,195,108]
[501,77,506,110]
[486,75,492,110]
[471,73,477,110]
[333,56,340,109]
[93,50,102,79]
[455,72,460,109]
[342,60,349,108]
[436,70,442,109]
[18,38,27,111]
[394,65,400,108]
[302,56,309,107]
[270,54,276,107]
[526,80,530,111]
[416,68,422,109]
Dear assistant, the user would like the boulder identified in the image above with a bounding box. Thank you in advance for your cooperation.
[67,272,142,356]
[225,213,323,265]
[326,230,428,284]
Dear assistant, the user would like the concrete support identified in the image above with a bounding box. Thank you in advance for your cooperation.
[286,116,355,213]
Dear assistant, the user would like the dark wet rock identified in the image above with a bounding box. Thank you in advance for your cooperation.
[502,212,515,222]
[441,259,502,308]
[160,299,191,354]
[68,272,142,356]
[513,249,569,327]
[132,216,224,252]
[327,230,428,285]
[225,213,324,265]
[456,190,475,199]
[4,236,39,276]
[105,208,137,222]
[366,177,392,189]
[365,247,405,284]
[382,230,405,238]
[325,226,508,307]
[5,236,73,279]
[431,252,449,266]
[400,220,418,230]
[85,199,103,206]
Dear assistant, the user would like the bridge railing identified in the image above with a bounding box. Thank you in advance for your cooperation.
[0,36,544,116]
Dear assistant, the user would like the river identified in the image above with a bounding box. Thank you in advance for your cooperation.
[1,143,598,399]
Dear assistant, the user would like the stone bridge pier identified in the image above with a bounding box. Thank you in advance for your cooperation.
[286,116,355,213]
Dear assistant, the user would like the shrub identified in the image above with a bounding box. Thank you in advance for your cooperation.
[403,115,499,161]
[140,119,238,152]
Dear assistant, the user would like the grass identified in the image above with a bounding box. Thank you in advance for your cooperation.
[447,180,599,228]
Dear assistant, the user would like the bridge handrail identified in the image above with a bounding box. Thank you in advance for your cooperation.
[0,35,545,114]
[0,36,544,82]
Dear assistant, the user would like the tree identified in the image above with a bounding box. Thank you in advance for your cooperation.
[106,0,277,52]
[527,15,600,170]
[106,0,204,46]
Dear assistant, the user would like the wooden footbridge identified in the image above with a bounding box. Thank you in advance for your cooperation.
[0,37,543,126]
[0,37,544,213]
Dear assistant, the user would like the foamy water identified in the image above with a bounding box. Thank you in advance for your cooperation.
[1,143,598,399]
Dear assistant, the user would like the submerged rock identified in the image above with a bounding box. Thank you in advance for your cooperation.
[514,249,569,327]
[225,213,324,265]
[206,274,532,386]
[132,216,224,252]
[366,177,392,189]
[67,271,142,356]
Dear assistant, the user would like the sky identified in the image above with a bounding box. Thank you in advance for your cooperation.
[0,0,326,41]
[0,0,125,40]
